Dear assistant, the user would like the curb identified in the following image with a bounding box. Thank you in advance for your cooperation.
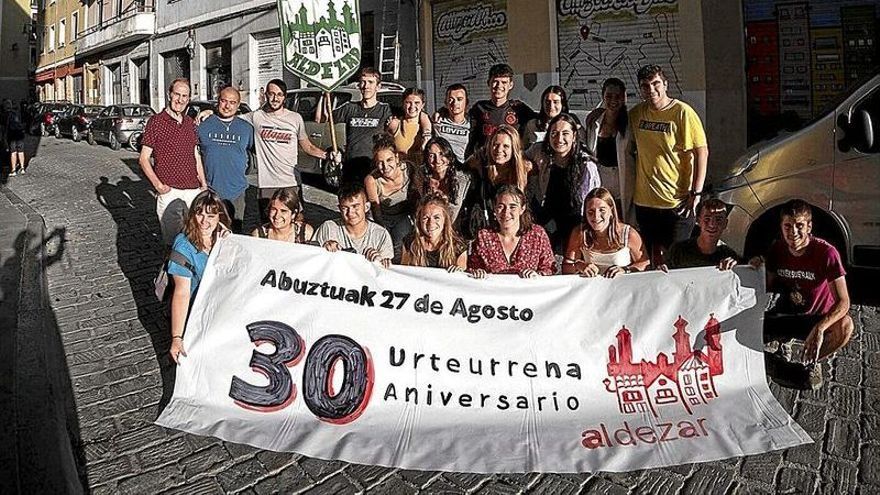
[2,185,85,494]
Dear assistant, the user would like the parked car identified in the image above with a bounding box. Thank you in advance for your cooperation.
[186,100,252,120]
[712,72,880,269]
[33,101,72,136]
[284,81,405,187]
[89,104,156,150]
[55,104,105,142]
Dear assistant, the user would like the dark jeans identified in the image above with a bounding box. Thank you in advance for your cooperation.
[635,205,695,262]
[223,192,246,233]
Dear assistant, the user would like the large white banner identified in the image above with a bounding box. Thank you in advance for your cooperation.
[156,235,810,473]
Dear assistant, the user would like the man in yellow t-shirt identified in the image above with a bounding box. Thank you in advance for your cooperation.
[628,64,709,266]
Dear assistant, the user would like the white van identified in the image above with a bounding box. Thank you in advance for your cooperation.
[713,73,880,268]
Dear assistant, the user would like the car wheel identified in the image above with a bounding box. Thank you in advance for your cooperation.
[128,132,142,151]
[87,131,96,145]
[109,132,121,150]
[40,123,48,136]
[71,126,80,142]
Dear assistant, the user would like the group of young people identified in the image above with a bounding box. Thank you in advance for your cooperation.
[153,63,852,390]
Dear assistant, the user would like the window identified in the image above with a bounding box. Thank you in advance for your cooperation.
[71,12,78,41]
[59,19,66,46]
[204,39,232,99]
[48,25,55,51]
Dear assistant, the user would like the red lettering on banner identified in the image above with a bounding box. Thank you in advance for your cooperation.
[580,418,711,449]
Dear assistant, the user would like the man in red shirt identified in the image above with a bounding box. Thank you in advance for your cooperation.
[139,78,207,245]
[760,199,853,388]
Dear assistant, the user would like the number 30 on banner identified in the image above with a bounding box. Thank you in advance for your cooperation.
[228,320,374,424]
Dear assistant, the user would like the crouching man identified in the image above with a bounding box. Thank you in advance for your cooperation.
[757,199,854,388]
[314,182,394,268]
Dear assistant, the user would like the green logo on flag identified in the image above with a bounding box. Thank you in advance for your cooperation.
[277,0,362,91]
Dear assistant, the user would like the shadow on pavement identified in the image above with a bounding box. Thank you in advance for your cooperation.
[0,219,88,492]
[94,175,179,414]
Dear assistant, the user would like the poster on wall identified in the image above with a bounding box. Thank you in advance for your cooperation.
[556,0,684,112]
[431,0,510,110]
[743,0,879,144]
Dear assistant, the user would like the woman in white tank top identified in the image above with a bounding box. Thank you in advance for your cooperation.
[562,187,650,277]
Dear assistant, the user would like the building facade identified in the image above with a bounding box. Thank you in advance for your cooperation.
[75,0,155,106]
[418,0,747,181]
[150,0,418,111]
[0,0,36,104]
[34,0,85,103]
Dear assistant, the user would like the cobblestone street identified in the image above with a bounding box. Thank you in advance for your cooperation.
[2,136,879,494]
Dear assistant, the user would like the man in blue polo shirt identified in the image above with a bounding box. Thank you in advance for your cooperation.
[198,86,253,232]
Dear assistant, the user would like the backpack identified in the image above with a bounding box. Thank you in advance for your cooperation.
[7,112,24,133]
[153,250,198,301]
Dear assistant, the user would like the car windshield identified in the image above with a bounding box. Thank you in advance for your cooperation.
[123,106,152,117]
[84,106,103,115]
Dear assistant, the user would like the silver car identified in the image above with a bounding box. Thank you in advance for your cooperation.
[712,73,880,268]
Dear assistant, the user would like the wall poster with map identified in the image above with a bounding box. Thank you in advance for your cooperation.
[556,0,683,113]
[431,0,510,110]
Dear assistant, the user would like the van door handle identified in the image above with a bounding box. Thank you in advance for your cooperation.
[310,132,322,138]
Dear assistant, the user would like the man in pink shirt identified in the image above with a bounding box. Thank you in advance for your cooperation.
[760,199,853,388]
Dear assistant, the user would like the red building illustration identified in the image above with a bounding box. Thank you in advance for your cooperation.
[604,315,723,417]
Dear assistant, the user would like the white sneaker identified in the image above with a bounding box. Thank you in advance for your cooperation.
[8,171,17,176]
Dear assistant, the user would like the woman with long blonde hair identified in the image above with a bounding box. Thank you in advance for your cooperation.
[401,193,467,271]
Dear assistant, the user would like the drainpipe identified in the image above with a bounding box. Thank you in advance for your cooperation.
[414,0,421,87]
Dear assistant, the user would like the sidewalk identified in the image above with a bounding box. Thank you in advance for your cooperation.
[0,185,85,494]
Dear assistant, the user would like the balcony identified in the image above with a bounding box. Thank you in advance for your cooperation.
[77,3,155,57]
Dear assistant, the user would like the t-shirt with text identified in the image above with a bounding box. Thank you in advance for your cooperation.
[241,109,307,189]
[433,115,470,163]
[629,99,707,209]
[333,102,392,160]
[766,237,846,315]
[198,115,254,200]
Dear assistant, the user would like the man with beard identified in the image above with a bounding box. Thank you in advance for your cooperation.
[243,79,337,218]
[140,78,207,245]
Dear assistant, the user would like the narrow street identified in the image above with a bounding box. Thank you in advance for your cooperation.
[1,135,879,494]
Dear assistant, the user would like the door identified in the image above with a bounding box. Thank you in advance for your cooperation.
[833,84,880,267]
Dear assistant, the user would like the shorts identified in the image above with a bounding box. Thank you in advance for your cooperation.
[8,140,24,153]
[763,313,823,343]
[635,205,695,250]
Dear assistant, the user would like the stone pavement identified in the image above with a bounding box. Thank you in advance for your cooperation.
[2,136,879,494]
